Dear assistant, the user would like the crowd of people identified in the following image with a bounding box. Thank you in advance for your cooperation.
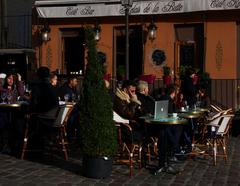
[112,67,211,175]
[0,66,211,175]
[0,66,80,157]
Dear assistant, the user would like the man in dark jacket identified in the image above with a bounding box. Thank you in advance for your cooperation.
[58,75,78,102]
[181,68,197,109]
[160,86,183,162]
[30,66,59,113]
[29,67,59,153]
[58,75,79,141]
[136,80,155,116]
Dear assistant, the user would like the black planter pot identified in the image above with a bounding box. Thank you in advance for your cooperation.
[232,114,240,137]
[82,156,113,179]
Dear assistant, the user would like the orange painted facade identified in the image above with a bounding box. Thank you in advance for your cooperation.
[205,21,237,79]
[33,11,240,80]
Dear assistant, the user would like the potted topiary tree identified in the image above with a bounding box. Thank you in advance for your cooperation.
[78,28,117,178]
[162,65,172,86]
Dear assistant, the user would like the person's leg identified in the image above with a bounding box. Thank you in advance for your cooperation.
[183,122,192,152]
[173,125,183,154]
[166,126,184,163]
[155,127,166,174]
[67,107,78,142]
[0,112,9,152]
[11,112,25,157]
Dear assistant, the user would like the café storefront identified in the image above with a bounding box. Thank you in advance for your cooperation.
[32,0,240,108]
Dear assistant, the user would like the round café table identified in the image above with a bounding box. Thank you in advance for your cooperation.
[0,102,29,157]
[140,116,188,173]
[177,108,207,155]
[0,103,21,110]
[143,116,188,125]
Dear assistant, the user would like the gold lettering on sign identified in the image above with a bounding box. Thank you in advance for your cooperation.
[215,40,223,71]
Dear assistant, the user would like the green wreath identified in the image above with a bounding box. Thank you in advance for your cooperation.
[152,49,166,66]
[97,51,106,64]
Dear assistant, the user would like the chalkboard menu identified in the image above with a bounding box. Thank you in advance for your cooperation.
[180,44,194,66]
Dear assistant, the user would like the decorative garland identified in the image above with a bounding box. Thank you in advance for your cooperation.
[152,49,166,66]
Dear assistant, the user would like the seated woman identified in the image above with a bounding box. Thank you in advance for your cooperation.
[0,72,25,156]
[176,92,186,110]
[0,73,24,103]
[197,87,210,108]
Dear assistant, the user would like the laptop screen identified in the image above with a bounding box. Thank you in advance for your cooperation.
[154,100,169,119]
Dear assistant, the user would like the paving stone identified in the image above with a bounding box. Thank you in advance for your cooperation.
[0,137,240,185]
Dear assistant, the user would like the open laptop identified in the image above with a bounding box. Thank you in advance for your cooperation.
[154,100,169,119]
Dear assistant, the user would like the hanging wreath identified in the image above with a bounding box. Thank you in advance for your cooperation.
[97,51,106,64]
[152,49,166,66]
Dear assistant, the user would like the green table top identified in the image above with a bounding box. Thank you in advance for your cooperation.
[140,116,188,125]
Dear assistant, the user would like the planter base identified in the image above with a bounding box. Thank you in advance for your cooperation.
[82,156,112,179]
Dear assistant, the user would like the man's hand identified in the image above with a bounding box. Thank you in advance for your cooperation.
[17,73,22,81]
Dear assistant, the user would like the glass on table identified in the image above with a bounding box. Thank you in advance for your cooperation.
[1,92,7,103]
[71,93,76,102]
[6,93,12,104]
[64,94,70,102]
[196,101,201,108]
[173,113,178,118]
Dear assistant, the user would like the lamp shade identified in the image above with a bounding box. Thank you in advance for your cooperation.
[94,23,101,41]
[148,22,157,40]
[41,26,51,42]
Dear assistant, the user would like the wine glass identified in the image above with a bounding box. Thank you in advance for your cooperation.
[1,92,7,103]
[71,93,76,102]
[6,93,12,104]
[64,94,69,102]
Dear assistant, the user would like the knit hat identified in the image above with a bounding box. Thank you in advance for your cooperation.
[0,73,6,79]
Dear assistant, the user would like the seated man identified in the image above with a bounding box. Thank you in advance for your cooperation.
[160,86,183,162]
[30,67,59,114]
[58,75,78,102]
[58,75,79,141]
[113,80,143,142]
[113,80,141,119]
[29,67,59,153]
[136,80,155,116]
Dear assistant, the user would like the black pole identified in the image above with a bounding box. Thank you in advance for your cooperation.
[125,7,129,80]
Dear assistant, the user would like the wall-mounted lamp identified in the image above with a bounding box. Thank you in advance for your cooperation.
[94,21,101,41]
[148,19,157,41]
[41,25,51,42]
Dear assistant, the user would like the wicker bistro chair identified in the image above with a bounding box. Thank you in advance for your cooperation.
[21,104,73,160]
[197,107,232,143]
[210,104,232,115]
[113,111,142,177]
[205,114,234,165]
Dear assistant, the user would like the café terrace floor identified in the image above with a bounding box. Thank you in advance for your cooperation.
[0,136,240,186]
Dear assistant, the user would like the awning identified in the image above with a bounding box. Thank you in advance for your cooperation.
[35,0,120,6]
[0,49,35,55]
[35,0,240,18]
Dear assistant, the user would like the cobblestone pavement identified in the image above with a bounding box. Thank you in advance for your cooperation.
[0,136,240,186]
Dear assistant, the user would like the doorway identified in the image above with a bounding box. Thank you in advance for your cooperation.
[174,23,204,76]
[114,25,143,81]
[61,28,85,75]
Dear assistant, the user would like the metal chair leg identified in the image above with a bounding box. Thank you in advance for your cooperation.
[21,127,28,160]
